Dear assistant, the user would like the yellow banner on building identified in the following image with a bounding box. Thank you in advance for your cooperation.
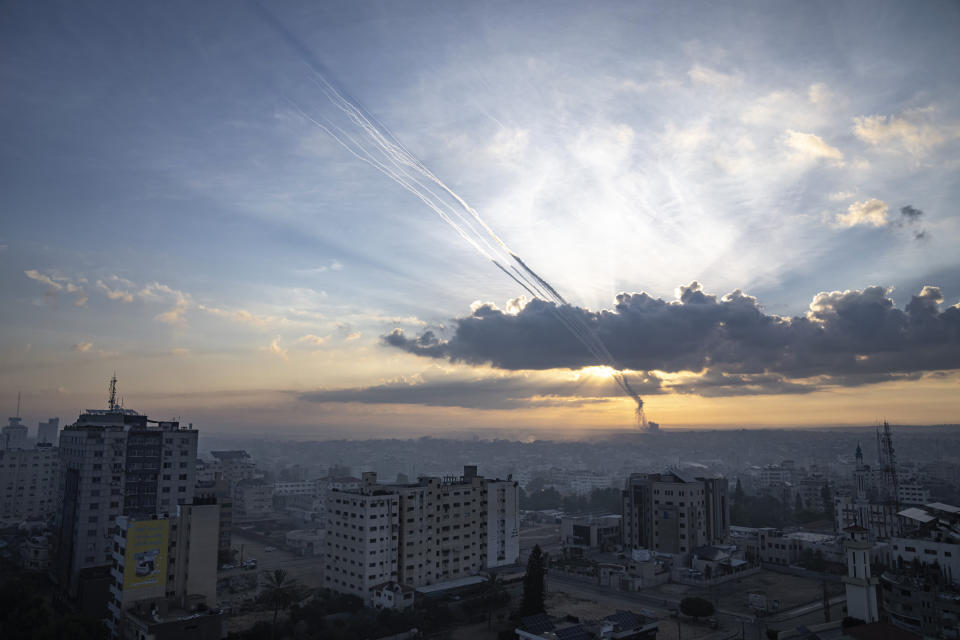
[123,519,168,590]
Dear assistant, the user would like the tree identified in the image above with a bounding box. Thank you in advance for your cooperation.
[520,545,547,616]
[261,569,305,640]
[679,597,714,621]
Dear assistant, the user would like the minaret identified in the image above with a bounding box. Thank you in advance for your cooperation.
[842,525,879,623]
[854,444,867,501]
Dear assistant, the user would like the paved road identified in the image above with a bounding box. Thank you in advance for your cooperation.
[226,533,326,589]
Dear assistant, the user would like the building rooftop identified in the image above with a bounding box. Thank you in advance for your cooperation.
[414,575,486,595]
[898,507,936,524]
[210,450,250,460]
[925,502,960,514]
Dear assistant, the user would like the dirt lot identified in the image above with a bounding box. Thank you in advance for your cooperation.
[644,569,843,615]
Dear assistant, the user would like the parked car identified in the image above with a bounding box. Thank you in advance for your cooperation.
[264,546,276,552]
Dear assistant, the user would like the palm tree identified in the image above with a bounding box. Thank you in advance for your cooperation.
[261,568,304,640]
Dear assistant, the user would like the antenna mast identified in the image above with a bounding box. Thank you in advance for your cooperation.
[108,373,119,412]
[16,391,21,418]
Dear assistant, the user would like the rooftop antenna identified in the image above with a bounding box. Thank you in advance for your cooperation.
[16,391,21,418]
[108,373,118,412]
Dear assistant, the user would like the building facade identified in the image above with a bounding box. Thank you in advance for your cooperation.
[1,415,29,449]
[324,466,520,603]
[38,417,60,445]
[51,406,198,617]
[107,500,222,640]
[622,472,729,559]
[0,442,59,524]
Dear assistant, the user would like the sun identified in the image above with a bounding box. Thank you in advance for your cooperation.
[579,365,618,379]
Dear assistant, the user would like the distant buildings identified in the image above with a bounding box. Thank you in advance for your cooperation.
[621,471,729,560]
[834,444,901,539]
[1,415,29,449]
[233,478,272,521]
[37,417,60,445]
[324,465,519,604]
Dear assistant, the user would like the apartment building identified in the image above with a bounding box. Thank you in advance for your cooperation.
[51,405,198,617]
[324,466,519,604]
[324,485,400,601]
[107,500,223,640]
[0,442,59,524]
[622,472,729,559]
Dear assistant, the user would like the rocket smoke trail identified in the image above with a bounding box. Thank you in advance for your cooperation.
[253,4,650,427]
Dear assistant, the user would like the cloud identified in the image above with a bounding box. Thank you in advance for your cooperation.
[383,283,960,385]
[486,127,530,162]
[853,109,960,157]
[895,204,928,241]
[72,342,93,353]
[300,368,663,410]
[900,205,923,221]
[25,269,87,305]
[296,260,343,274]
[808,83,829,105]
[688,64,741,87]
[829,190,856,201]
[834,198,888,228]
[156,290,191,325]
[298,333,328,346]
[783,130,844,163]
[25,269,63,291]
[267,336,288,360]
[345,331,362,342]
[198,305,277,327]
[96,280,135,303]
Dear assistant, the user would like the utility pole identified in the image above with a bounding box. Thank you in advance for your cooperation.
[822,578,831,622]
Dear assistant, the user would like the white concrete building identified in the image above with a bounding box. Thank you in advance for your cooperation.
[324,487,400,601]
[324,466,519,604]
[897,483,930,506]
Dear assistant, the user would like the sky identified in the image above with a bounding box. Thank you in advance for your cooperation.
[1,0,959,438]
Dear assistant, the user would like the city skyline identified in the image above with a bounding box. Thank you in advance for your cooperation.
[2,1,960,436]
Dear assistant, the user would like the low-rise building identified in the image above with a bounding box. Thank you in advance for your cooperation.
[560,514,621,550]
[371,581,415,610]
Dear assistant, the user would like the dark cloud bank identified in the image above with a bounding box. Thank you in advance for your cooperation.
[299,283,958,410]
[384,283,960,380]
